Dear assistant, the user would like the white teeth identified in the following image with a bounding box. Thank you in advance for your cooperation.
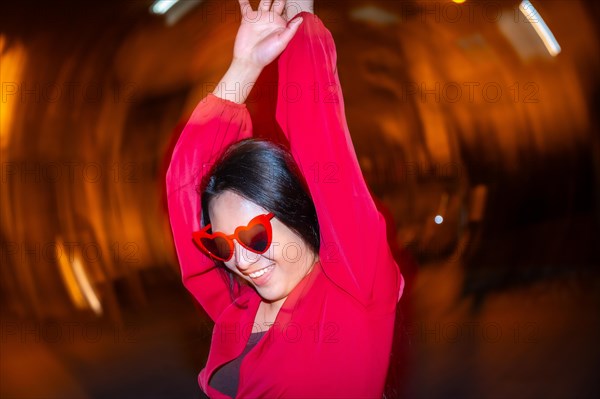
[249,265,273,279]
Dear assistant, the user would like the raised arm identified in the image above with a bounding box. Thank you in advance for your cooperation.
[166,0,306,322]
[213,0,304,103]
[275,12,404,307]
[166,94,252,322]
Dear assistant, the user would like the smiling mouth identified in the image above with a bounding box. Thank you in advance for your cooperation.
[247,264,275,279]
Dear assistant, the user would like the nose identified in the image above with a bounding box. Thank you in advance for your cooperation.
[232,239,260,271]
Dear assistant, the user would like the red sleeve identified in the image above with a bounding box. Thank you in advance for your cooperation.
[165,94,253,322]
[276,13,404,306]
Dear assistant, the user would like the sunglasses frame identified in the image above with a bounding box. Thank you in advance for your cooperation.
[192,212,275,262]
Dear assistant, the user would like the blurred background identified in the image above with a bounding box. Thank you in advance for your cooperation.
[1,0,599,398]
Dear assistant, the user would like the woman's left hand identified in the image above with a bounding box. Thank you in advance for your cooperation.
[233,0,304,69]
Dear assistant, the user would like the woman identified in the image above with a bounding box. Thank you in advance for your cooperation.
[166,1,405,397]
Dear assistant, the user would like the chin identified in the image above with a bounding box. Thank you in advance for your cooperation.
[256,286,285,302]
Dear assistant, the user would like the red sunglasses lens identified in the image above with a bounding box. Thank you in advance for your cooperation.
[200,236,231,261]
[238,223,269,253]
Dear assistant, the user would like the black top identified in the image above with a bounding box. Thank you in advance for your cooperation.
[208,330,269,398]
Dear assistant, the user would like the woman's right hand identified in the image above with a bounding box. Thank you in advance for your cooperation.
[233,0,304,70]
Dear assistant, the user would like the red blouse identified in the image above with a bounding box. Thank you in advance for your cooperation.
[166,12,405,399]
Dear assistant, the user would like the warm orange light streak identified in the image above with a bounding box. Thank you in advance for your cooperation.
[56,238,88,309]
[55,237,103,315]
[0,35,27,150]
[71,254,103,315]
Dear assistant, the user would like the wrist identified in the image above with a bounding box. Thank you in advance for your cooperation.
[212,59,263,104]
[231,57,264,74]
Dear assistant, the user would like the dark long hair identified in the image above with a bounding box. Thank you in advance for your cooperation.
[198,138,320,302]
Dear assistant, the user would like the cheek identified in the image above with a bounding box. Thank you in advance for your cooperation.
[269,230,289,260]
[223,261,235,272]
[261,242,277,261]
[271,231,305,265]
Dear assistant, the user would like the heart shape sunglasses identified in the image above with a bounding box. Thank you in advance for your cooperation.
[192,212,275,262]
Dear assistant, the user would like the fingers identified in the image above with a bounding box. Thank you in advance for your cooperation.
[278,16,304,48]
[272,0,286,15]
[240,0,286,16]
[258,0,273,12]
[238,0,251,14]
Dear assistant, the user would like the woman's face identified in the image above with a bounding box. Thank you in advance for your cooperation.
[208,190,317,303]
